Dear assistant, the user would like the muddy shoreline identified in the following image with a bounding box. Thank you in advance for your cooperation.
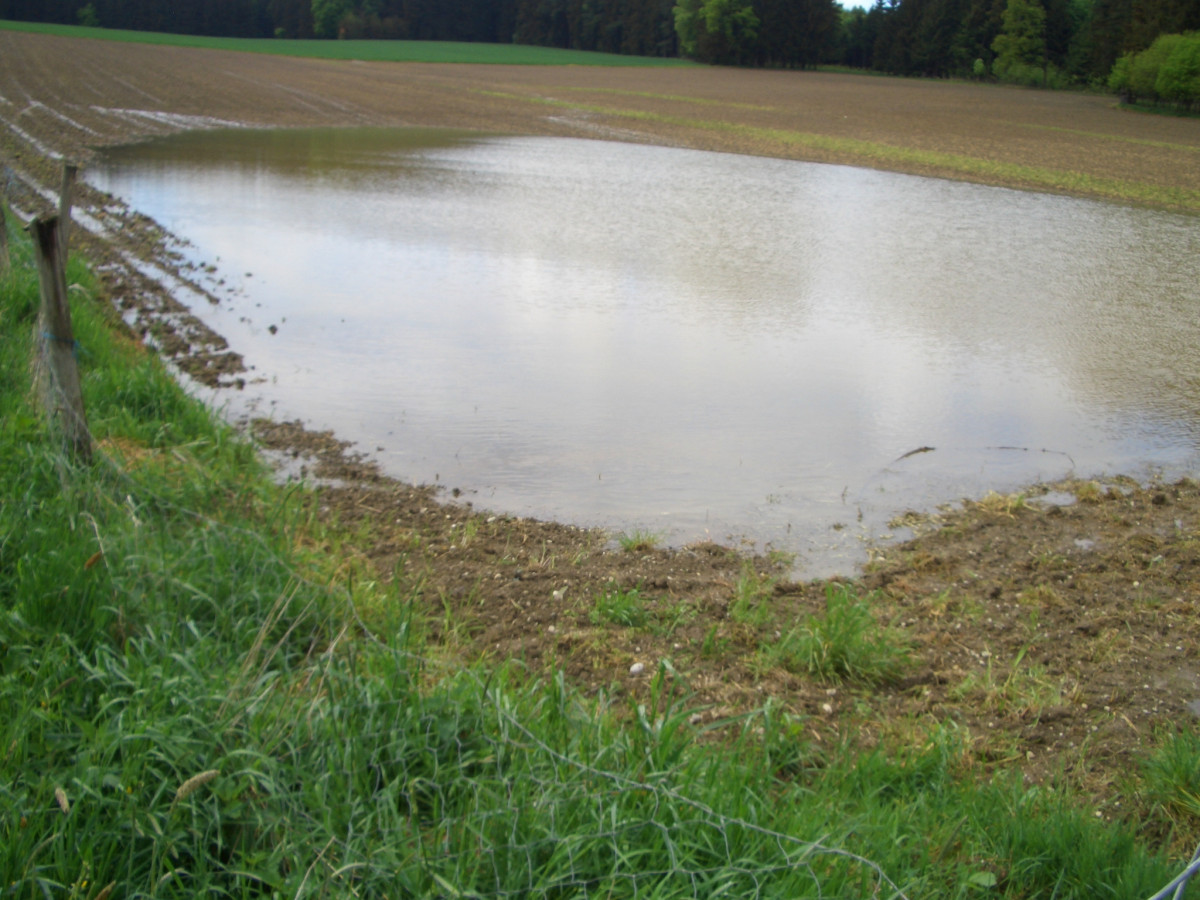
[4,29,1200,820]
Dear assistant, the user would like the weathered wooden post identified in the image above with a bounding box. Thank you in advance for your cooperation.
[58,162,77,257]
[29,214,91,464]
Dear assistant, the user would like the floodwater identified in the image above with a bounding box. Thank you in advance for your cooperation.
[86,127,1200,576]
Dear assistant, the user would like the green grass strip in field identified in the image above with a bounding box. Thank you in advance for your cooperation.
[732,121,1200,210]
[486,90,1200,212]
[0,18,693,66]
[1016,121,1200,153]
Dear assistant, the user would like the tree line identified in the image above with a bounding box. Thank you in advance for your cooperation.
[1108,30,1200,105]
[1,0,1196,95]
[0,0,681,54]
[845,0,1199,87]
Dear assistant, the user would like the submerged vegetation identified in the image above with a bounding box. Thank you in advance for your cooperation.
[2,200,1199,896]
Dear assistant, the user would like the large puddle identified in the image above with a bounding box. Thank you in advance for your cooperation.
[86,127,1200,576]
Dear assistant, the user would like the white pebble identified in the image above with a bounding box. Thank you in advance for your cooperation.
[629,662,645,676]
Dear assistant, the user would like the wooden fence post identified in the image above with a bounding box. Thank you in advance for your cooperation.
[58,162,77,257]
[29,214,91,464]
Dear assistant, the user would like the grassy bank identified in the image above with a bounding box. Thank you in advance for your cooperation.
[0,19,693,66]
[0,214,1189,897]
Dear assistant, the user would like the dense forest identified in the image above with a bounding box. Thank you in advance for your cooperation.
[1,0,1197,88]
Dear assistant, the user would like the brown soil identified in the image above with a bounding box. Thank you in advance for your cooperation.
[3,29,1200,824]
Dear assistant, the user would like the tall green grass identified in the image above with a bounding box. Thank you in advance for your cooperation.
[0,19,693,66]
[0,212,1186,897]
[765,583,911,685]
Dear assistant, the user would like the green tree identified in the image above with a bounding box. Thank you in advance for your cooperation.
[1061,0,1094,80]
[269,0,314,37]
[76,2,100,26]
[1129,0,1200,56]
[702,0,759,55]
[840,5,880,68]
[948,0,1006,78]
[991,0,1048,82]
[1155,31,1200,106]
[674,0,702,54]
[1087,0,1131,79]
[1126,31,1182,98]
[753,0,838,67]
[312,0,352,36]
[911,0,970,75]
[1107,49,1134,91]
[674,0,758,62]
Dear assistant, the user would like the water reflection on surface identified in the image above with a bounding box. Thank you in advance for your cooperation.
[87,128,1200,576]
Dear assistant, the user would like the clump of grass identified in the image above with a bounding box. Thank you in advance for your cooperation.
[950,647,1065,718]
[918,588,981,621]
[762,583,911,685]
[589,582,647,627]
[616,528,662,552]
[450,516,480,548]
[765,548,796,568]
[700,623,730,657]
[649,599,696,636]
[975,490,1028,517]
[1018,583,1064,609]
[1141,726,1200,829]
[729,564,775,627]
